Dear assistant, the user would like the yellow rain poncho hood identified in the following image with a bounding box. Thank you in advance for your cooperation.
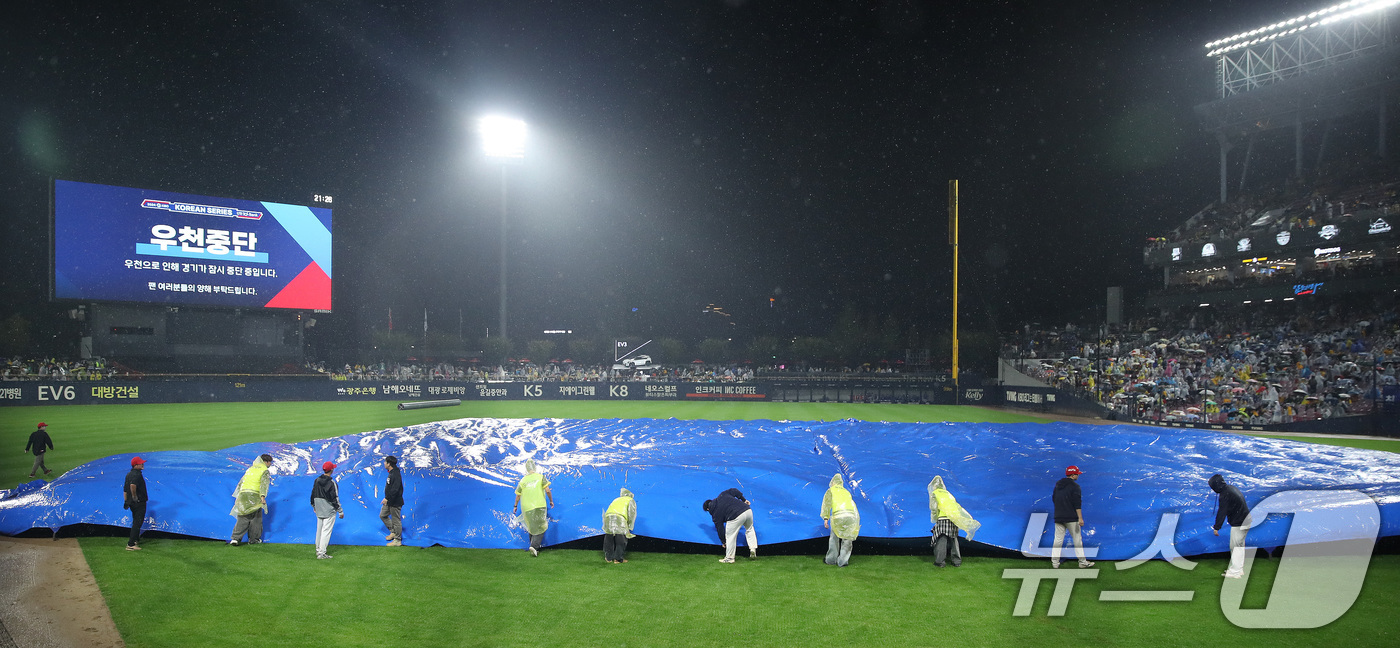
[515,459,551,535]
[603,487,637,538]
[821,473,860,540]
[928,476,981,541]
[229,455,271,517]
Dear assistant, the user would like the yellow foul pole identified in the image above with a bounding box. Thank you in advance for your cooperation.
[948,180,959,399]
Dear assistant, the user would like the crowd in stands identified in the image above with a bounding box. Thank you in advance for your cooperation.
[311,360,758,383]
[3,355,900,384]
[1146,162,1399,293]
[1145,160,1399,254]
[2,357,116,381]
[1003,298,1398,425]
[1166,256,1394,293]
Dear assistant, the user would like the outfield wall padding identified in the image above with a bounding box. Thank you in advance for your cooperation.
[0,380,775,405]
[3,419,1397,559]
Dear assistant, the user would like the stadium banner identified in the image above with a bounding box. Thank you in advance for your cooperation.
[52,179,333,311]
[0,380,770,406]
[766,377,955,404]
[999,385,1112,419]
[959,386,989,404]
[1144,215,1400,266]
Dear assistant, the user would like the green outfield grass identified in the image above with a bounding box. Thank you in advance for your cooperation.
[1263,435,1400,453]
[4,400,1399,647]
[79,538,1400,648]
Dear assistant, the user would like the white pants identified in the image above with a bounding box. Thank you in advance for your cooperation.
[1052,521,1085,565]
[1226,525,1249,576]
[315,515,337,556]
[724,509,758,560]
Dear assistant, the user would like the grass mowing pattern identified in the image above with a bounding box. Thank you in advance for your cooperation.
[80,538,1400,648]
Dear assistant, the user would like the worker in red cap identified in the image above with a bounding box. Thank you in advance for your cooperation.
[310,461,344,559]
[25,422,54,478]
[1051,465,1093,568]
[123,456,148,551]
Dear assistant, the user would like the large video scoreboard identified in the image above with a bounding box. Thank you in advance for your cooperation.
[53,180,332,311]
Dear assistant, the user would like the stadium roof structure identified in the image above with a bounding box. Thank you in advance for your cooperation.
[1194,0,1400,202]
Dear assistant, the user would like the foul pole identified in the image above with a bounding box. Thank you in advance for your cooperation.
[948,179,960,404]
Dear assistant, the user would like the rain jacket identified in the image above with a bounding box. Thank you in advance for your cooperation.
[25,428,53,456]
[821,474,860,540]
[928,476,981,541]
[1052,477,1081,524]
[230,456,271,517]
[1209,474,1250,529]
[707,489,750,541]
[310,473,341,519]
[384,464,404,507]
[603,488,636,537]
[515,459,551,535]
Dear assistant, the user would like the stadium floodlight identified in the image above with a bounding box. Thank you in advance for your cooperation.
[1203,0,1398,56]
[479,116,527,159]
[478,114,527,340]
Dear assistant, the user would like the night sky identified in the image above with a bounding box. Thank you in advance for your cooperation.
[0,0,1337,351]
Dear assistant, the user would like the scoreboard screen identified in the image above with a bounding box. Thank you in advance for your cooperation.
[53,179,332,311]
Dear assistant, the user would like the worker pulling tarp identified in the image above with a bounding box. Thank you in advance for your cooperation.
[821,473,859,541]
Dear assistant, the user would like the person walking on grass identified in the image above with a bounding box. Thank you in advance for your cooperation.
[928,475,980,568]
[512,459,553,556]
[821,473,860,567]
[311,461,343,559]
[704,488,757,563]
[380,455,404,547]
[1051,465,1095,569]
[229,454,273,546]
[1209,473,1252,579]
[602,487,636,564]
[24,422,54,478]
[123,456,147,551]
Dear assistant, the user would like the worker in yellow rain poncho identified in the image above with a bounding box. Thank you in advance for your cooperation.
[821,473,860,567]
[928,475,980,568]
[602,487,637,564]
[229,453,273,545]
[512,459,554,556]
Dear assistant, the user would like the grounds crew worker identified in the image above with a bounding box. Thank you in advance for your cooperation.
[512,459,553,556]
[602,487,637,563]
[821,473,860,567]
[229,454,273,545]
[928,475,980,568]
[25,422,54,479]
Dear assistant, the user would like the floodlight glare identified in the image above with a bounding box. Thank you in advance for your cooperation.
[479,116,527,159]
[1203,0,1398,55]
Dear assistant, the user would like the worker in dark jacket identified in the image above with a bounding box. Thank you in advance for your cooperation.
[380,455,404,546]
[1209,473,1252,579]
[123,457,148,551]
[703,488,758,563]
[1050,465,1094,568]
[25,422,54,478]
[310,461,344,559]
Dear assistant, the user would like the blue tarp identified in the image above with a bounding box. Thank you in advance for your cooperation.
[3,418,1398,560]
